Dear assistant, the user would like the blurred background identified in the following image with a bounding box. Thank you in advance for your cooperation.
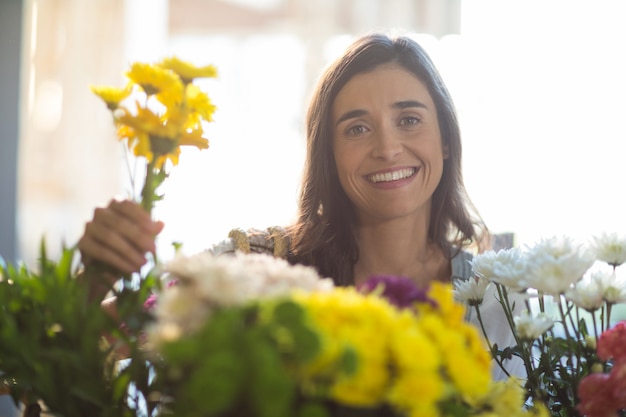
[2,0,626,268]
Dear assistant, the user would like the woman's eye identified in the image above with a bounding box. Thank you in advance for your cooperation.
[399,116,421,126]
[346,124,368,136]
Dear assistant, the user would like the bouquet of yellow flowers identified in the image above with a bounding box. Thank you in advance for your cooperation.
[143,250,543,417]
[90,56,217,214]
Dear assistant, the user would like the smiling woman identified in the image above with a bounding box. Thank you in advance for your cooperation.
[76,31,524,381]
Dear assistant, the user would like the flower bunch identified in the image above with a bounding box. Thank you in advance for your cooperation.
[457,233,626,416]
[0,57,219,417]
[145,252,542,417]
[91,57,217,213]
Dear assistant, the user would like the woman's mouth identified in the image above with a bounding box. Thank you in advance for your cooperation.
[366,167,417,183]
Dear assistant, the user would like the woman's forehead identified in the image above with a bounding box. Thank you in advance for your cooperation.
[332,64,434,114]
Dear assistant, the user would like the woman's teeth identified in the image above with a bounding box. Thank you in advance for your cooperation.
[368,168,416,183]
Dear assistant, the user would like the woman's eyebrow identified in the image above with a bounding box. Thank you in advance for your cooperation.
[394,100,428,110]
[335,109,367,126]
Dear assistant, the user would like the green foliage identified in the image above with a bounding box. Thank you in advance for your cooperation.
[153,300,326,417]
[0,241,156,417]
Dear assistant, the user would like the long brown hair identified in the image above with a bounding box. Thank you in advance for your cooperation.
[287,32,485,285]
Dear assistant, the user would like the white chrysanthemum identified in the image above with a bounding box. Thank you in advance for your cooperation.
[163,251,334,307]
[152,285,213,332]
[565,277,604,312]
[591,270,626,304]
[522,236,595,296]
[470,247,528,291]
[147,251,334,349]
[514,310,554,341]
[454,276,491,306]
[592,232,626,267]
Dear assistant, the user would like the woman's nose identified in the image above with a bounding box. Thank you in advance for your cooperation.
[371,130,403,160]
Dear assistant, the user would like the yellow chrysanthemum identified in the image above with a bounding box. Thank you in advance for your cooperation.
[115,106,190,168]
[468,377,549,417]
[416,313,491,399]
[126,62,184,97]
[444,329,492,398]
[159,56,218,84]
[90,84,132,110]
[331,360,390,406]
[390,312,441,372]
[116,124,138,146]
[419,281,467,325]
[186,84,217,122]
[403,283,493,401]
[389,373,444,417]
[387,312,444,414]
[179,128,209,150]
[117,105,178,140]
[294,288,397,406]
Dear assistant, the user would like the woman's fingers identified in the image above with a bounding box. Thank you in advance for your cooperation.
[105,200,163,252]
[79,199,164,274]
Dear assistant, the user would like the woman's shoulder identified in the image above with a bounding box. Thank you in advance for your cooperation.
[207,226,290,259]
[450,248,474,281]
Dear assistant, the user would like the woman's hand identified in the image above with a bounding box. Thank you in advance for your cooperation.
[78,199,164,299]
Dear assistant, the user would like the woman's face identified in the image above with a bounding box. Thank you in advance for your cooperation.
[331,63,448,224]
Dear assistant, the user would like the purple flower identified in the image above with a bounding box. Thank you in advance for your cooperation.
[143,279,179,311]
[143,294,158,311]
[357,275,437,309]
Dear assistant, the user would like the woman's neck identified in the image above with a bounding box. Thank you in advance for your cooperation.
[353,215,450,288]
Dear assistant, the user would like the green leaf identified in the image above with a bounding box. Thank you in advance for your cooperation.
[187,350,244,415]
[340,347,358,375]
[247,336,295,417]
[290,326,321,362]
[274,300,305,325]
[297,402,330,417]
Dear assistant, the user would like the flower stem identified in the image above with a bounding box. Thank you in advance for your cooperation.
[141,160,156,215]
[474,304,511,377]
[139,159,159,267]
[557,297,575,357]
[591,310,599,341]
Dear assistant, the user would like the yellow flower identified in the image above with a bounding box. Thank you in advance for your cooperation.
[331,360,390,406]
[410,283,492,401]
[445,326,492,398]
[159,56,218,84]
[117,105,178,140]
[387,313,444,410]
[90,84,132,110]
[180,128,209,150]
[115,105,188,168]
[419,281,466,325]
[126,62,184,97]
[468,377,549,416]
[294,288,397,406]
[186,84,217,122]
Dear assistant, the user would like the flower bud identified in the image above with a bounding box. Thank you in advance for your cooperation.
[585,335,597,350]
[591,363,604,373]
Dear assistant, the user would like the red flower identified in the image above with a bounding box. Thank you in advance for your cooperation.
[577,373,617,417]
[578,321,626,417]
[608,363,626,407]
[597,321,626,363]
